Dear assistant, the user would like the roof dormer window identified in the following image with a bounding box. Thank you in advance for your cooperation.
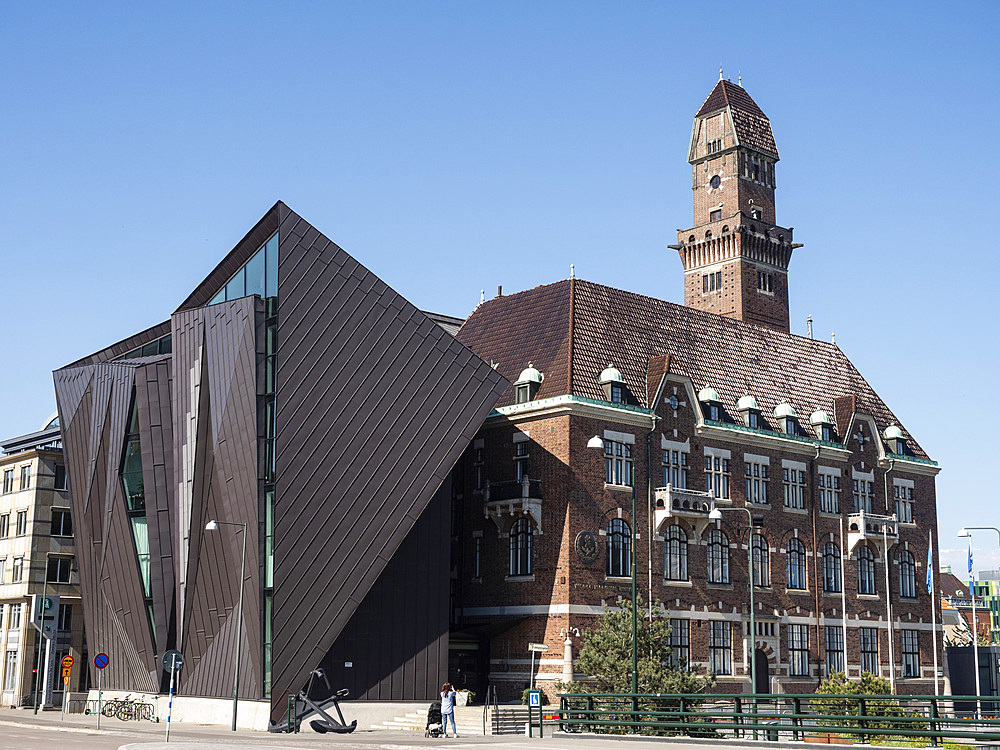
[598,365,630,404]
[737,395,761,429]
[514,363,543,404]
[773,402,798,436]
[698,386,723,422]
[810,408,836,443]
[883,425,907,455]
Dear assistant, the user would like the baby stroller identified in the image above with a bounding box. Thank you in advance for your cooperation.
[425,701,443,738]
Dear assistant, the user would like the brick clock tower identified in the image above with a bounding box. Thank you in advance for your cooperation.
[670,77,801,332]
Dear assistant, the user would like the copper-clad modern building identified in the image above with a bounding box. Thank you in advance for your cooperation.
[53,203,507,722]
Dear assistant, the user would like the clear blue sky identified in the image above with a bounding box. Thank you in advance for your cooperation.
[2,1,997,576]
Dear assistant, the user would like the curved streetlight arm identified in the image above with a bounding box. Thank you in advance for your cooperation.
[709,505,757,694]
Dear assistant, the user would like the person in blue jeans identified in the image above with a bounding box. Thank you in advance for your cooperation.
[440,682,458,737]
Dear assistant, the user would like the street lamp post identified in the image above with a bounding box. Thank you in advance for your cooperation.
[205,519,248,732]
[587,436,638,719]
[709,506,756,695]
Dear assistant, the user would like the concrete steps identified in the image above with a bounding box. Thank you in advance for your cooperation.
[371,705,532,735]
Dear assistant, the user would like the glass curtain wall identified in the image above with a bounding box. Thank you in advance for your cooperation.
[121,395,155,640]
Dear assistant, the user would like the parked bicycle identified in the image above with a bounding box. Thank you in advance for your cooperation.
[98,695,158,722]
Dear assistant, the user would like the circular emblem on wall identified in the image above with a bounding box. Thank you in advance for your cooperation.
[575,530,600,564]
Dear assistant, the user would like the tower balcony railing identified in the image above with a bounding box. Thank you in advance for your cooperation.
[652,485,717,531]
[846,510,898,554]
[484,477,543,533]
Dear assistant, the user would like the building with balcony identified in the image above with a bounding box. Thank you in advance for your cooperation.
[448,78,941,699]
[0,417,86,707]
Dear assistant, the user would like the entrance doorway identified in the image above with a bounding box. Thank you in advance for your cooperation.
[754,649,770,695]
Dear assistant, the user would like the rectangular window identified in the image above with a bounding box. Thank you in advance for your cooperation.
[605,441,633,487]
[0,513,7,537]
[757,271,773,292]
[705,454,730,499]
[662,450,688,489]
[894,484,914,523]
[12,557,23,583]
[783,468,806,509]
[57,603,72,632]
[901,630,919,678]
[668,619,690,670]
[473,537,481,579]
[2,469,12,493]
[3,651,16,691]
[15,510,27,536]
[710,209,722,222]
[54,464,67,491]
[0,558,4,584]
[854,479,874,513]
[709,621,731,675]
[8,603,21,628]
[473,447,483,491]
[514,440,529,481]
[702,271,722,293]
[788,624,810,676]
[46,556,73,584]
[51,508,73,537]
[818,471,841,513]
[825,626,845,676]
[745,460,769,504]
[860,627,879,675]
[19,465,30,491]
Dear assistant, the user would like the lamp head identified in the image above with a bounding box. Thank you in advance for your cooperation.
[958,528,971,538]
[708,508,722,521]
[205,520,219,531]
[586,435,604,450]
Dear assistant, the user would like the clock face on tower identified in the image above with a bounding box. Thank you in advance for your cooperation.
[710,175,721,190]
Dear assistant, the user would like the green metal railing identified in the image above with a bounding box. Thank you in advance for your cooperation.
[557,692,1000,743]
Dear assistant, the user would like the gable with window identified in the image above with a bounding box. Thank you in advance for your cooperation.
[786,537,807,590]
[607,518,631,578]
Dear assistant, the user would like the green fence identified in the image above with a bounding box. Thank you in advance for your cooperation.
[557,692,1000,743]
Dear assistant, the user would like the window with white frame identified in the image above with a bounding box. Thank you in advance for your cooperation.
[752,534,770,587]
[705,452,730,499]
[894,482,914,523]
[662,449,688,489]
[857,546,876,595]
[0,558,4,584]
[607,518,631,577]
[709,621,731,675]
[15,510,27,536]
[899,549,916,598]
[707,529,730,584]
[509,518,533,577]
[12,557,23,583]
[825,626,845,675]
[787,538,807,590]
[3,651,16,691]
[788,623,810,676]
[19,465,30,491]
[0,513,7,537]
[783,465,806,509]
[823,542,842,592]
[861,627,879,675]
[745,457,769,504]
[47,556,73,584]
[605,441,633,487]
[8,603,21,629]
[2,469,12,494]
[51,508,73,537]
[818,469,841,513]
[853,476,874,513]
[665,525,688,581]
[668,619,690,669]
[514,440,529,481]
[901,629,919,678]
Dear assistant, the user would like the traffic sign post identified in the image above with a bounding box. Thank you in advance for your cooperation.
[60,653,74,721]
[94,653,109,730]
[163,650,183,742]
[527,642,548,691]
[528,690,543,738]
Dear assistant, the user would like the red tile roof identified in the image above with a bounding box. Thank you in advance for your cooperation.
[456,278,928,460]
[695,80,778,159]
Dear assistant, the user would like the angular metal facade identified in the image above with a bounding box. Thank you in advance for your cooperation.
[54,203,508,718]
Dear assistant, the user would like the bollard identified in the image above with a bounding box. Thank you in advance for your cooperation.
[287,694,297,733]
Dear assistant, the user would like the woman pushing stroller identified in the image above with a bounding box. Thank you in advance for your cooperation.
[440,682,458,737]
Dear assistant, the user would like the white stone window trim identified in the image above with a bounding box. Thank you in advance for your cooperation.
[704,446,732,460]
[893,477,915,489]
[819,466,842,478]
[745,453,770,466]
[662,435,691,452]
[604,429,635,445]
[852,467,875,481]
[782,458,807,472]
[513,431,530,444]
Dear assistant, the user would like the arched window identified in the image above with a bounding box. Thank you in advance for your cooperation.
[899,550,916,598]
[665,525,688,581]
[787,538,807,590]
[707,529,730,584]
[509,517,533,577]
[607,518,631,577]
[823,542,842,593]
[858,546,876,595]
[752,533,769,587]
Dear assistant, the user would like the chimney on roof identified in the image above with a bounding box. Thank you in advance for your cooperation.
[497,285,502,298]
[570,264,575,279]
[807,315,813,339]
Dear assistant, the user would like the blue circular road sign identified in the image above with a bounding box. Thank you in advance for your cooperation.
[94,653,109,670]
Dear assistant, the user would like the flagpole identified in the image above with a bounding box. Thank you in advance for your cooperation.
[967,536,981,718]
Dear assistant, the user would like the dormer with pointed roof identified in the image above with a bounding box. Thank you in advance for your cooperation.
[670,76,802,333]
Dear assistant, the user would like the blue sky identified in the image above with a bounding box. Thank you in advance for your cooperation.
[1,1,997,575]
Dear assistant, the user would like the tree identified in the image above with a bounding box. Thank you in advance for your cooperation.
[574,594,713,695]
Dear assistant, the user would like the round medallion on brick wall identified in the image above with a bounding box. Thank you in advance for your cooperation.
[575,530,599,564]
